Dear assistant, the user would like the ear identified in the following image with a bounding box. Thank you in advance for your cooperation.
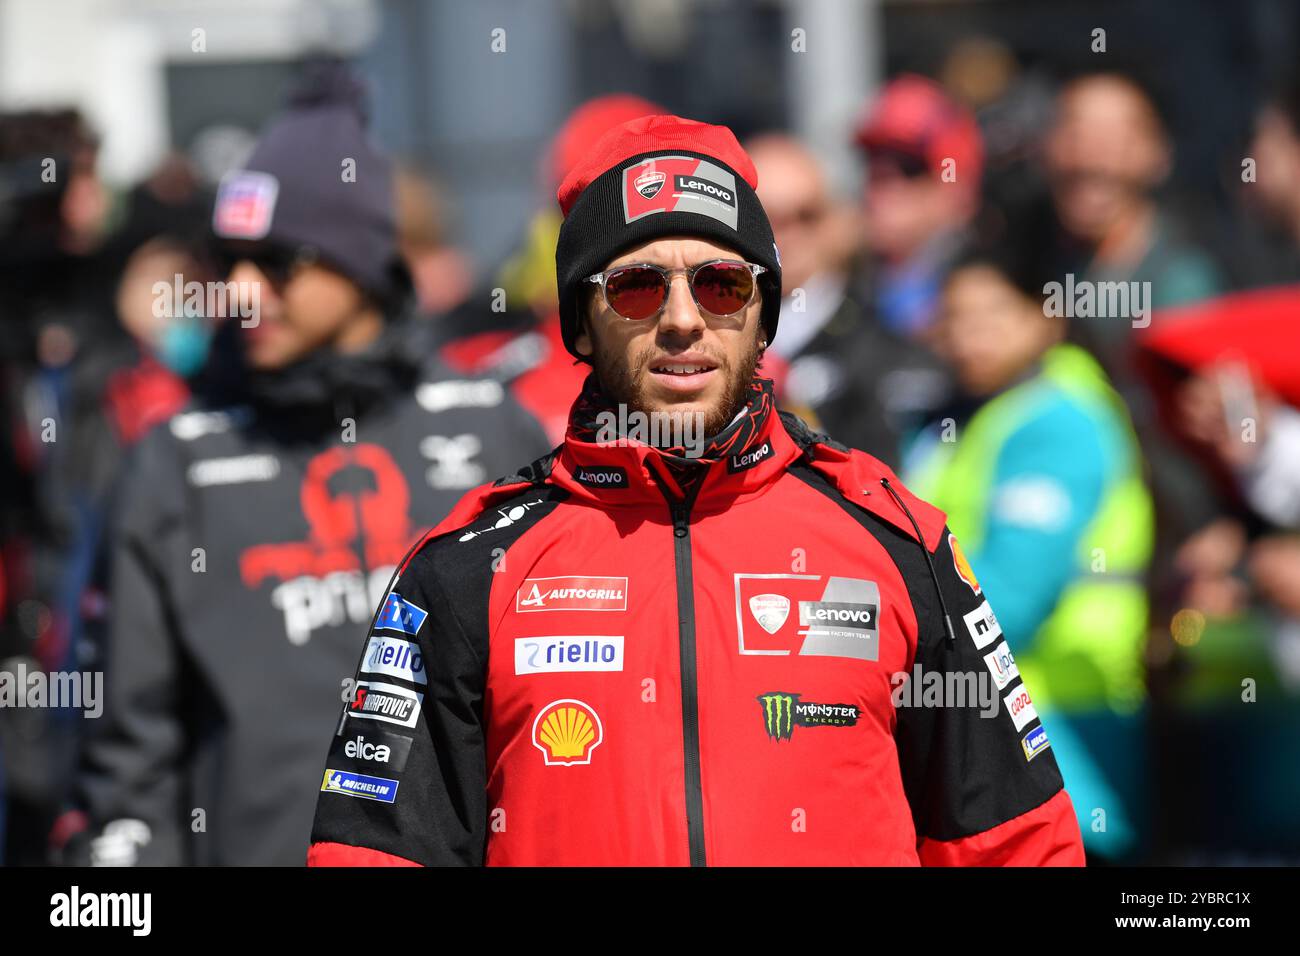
[574,312,594,358]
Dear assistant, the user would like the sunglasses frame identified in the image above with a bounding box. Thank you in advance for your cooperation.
[584,258,767,321]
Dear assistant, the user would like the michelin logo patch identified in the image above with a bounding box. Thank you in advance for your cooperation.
[376,593,428,636]
[1022,724,1051,762]
[321,768,399,803]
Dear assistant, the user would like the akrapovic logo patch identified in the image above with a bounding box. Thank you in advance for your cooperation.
[516,576,628,612]
[574,465,628,488]
[728,441,772,473]
[621,155,740,230]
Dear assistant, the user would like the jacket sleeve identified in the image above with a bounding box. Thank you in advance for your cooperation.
[69,429,191,866]
[308,545,488,866]
[894,526,1085,866]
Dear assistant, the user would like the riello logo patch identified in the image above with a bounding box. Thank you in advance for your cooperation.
[756,692,860,742]
[516,576,628,612]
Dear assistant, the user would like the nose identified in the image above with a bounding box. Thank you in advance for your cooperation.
[656,273,706,339]
[228,260,278,312]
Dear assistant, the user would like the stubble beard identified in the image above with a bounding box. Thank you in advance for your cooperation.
[590,329,764,444]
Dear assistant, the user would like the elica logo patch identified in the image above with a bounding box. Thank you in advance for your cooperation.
[735,574,880,662]
[376,593,428,636]
[212,170,279,240]
[342,731,414,772]
[516,576,628,612]
[622,155,739,230]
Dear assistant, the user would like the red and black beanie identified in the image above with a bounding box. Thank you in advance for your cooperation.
[554,114,782,358]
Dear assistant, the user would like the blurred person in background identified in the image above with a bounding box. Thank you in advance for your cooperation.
[437,94,663,444]
[904,244,1154,862]
[852,74,984,340]
[1229,75,1300,287]
[0,108,127,865]
[393,165,473,316]
[746,132,948,465]
[55,63,549,866]
[1137,286,1300,860]
[1041,71,1224,377]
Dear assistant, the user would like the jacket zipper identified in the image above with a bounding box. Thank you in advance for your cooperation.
[668,497,707,867]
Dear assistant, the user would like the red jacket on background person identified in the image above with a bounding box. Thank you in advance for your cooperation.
[308,375,1084,866]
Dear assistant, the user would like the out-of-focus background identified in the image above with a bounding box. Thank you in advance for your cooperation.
[2,0,1299,866]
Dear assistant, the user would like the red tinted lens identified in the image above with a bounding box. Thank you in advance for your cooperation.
[692,262,755,316]
[603,266,668,320]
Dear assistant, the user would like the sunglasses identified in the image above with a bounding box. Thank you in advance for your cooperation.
[214,244,318,287]
[585,259,767,321]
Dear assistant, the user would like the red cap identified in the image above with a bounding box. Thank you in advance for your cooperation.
[854,74,983,189]
[557,114,759,217]
[548,94,664,188]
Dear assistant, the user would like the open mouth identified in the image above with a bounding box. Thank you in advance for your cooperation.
[647,358,719,392]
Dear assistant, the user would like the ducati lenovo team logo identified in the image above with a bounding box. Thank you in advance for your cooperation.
[634,169,666,199]
[621,156,740,230]
[736,574,880,661]
[532,699,603,766]
[516,576,628,612]
[756,692,860,741]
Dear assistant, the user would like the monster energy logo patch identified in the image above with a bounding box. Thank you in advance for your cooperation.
[756,692,860,741]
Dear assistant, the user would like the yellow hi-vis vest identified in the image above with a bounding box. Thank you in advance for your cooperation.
[909,344,1153,714]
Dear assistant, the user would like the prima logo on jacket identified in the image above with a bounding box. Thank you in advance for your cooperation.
[735,574,881,661]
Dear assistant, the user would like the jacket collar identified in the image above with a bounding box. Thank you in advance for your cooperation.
[551,373,800,510]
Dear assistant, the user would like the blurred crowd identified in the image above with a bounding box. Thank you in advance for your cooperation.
[1,46,1298,865]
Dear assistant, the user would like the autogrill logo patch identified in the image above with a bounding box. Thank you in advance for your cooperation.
[756,692,860,741]
[516,576,628,612]
[574,465,628,488]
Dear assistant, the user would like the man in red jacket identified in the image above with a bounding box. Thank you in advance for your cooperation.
[308,115,1085,866]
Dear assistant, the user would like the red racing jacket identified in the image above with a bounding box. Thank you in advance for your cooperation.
[308,377,1085,866]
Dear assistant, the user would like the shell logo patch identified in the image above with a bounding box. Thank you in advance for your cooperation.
[949,533,981,595]
[532,699,603,766]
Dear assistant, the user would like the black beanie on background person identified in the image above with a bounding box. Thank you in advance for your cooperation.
[554,114,782,359]
[212,61,408,305]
